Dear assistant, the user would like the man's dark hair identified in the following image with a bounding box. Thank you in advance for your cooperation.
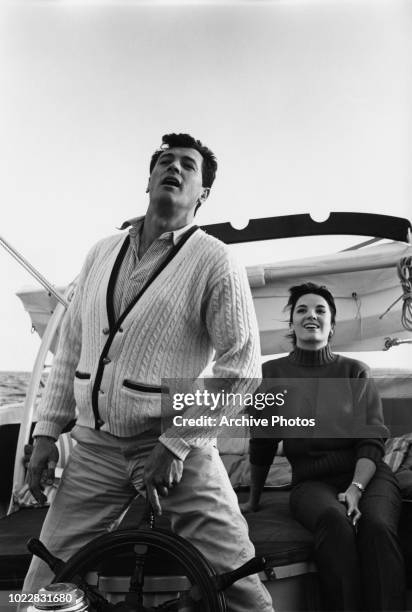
[149,133,218,189]
[285,282,337,345]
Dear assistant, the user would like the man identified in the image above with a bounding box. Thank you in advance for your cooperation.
[24,133,274,611]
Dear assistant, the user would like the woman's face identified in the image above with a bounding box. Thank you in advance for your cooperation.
[291,293,333,350]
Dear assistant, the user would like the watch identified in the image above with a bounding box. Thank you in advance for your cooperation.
[351,481,365,493]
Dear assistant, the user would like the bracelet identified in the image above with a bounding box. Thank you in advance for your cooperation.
[351,481,365,493]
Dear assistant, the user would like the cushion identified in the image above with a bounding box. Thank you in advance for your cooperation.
[384,434,412,473]
[238,490,314,564]
[222,453,292,489]
[217,428,292,489]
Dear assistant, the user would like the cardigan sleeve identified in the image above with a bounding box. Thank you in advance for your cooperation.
[159,254,262,461]
[33,242,100,440]
[204,257,262,389]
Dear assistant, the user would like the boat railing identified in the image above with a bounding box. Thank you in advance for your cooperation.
[7,284,74,515]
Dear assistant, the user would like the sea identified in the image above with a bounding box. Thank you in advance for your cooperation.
[0,371,48,407]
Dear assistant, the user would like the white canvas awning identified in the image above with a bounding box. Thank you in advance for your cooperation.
[247,242,412,355]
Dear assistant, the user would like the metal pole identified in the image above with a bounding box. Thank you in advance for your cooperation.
[383,337,412,350]
[0,234,68,308]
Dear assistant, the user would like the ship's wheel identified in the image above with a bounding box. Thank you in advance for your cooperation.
[29,529,266,612]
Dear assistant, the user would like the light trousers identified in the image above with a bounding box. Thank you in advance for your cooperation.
[23,426,273,612]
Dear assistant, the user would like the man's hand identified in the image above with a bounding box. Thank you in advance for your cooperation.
[27,436,59,504]
[144,443,183,516]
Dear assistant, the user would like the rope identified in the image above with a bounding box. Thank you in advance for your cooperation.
[379,256,412,330]
[399,256,412,330]
[351,292,362,318]
[351,291,363,339]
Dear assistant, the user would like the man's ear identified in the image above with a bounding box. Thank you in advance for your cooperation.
[146,177,151,194]
[199,187,210,204]
[194,188,210,216]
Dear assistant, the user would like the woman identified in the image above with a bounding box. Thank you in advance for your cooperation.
[242,282,405,611]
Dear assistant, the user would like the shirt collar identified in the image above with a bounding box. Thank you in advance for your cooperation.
[119,215,195,246]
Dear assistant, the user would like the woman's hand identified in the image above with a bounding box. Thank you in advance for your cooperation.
[239,500,259,514]
[337,484,362,527]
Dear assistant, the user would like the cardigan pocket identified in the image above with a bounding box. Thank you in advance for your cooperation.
[121,379,163,420]
[123,379,162,393]
[74,371,91,380]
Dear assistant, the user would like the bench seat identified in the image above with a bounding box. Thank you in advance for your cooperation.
[0,492,410,591]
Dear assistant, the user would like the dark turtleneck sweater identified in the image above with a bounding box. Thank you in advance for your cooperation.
[249,346,388,485]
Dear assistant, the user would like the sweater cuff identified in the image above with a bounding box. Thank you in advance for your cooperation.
[356,440,384,466]
[158,434,191,461]
[33,421,62,441]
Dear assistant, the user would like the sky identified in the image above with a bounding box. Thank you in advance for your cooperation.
[0,0,411,371]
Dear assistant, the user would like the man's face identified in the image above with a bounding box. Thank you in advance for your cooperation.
[147,147,209,215]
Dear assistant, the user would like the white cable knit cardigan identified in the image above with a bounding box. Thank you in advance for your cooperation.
[33,228,261,459]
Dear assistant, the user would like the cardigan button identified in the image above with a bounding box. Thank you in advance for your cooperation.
[102,357,111,365]
[102,327,110,335]
[96,418,105,427]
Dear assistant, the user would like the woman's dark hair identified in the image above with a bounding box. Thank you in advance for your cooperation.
[286,282,337,345]
[149,133,218,189]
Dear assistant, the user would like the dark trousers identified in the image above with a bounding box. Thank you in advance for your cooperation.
[290,462,405,611]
